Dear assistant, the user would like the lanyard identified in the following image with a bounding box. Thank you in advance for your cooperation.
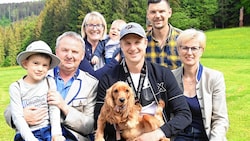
[122,59,147,102]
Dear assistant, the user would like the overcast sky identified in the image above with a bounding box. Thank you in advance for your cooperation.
[0,0,40,4]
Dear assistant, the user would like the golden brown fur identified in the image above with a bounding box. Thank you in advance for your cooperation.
[95,81,140,141]
[95,81,169,141]
[119,100,169,141]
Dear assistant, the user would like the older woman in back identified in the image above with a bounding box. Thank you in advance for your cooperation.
[172,28,229,141]
[78,11,121,79]
[80,11,107,70]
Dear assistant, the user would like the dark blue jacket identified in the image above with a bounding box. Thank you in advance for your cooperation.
[79,38,119,80]
[94,61,192,140]
[79,57,118,80]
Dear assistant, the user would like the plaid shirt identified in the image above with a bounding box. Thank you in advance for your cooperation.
[146,24,182,70]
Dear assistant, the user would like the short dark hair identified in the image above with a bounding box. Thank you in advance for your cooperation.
[147,0,170,6]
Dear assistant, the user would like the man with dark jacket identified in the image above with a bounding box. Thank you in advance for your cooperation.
[94,22,191,141]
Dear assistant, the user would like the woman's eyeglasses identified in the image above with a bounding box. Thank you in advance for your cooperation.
[180,46,201,53]
[85,24,104,29]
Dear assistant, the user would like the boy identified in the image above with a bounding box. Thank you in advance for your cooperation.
[9,40,65,141]
[91,19,126,64]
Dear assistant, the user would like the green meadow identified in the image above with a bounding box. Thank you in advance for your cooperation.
[0,27,250,140]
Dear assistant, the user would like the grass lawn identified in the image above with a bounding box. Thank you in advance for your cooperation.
[201,58,250,141]
[0,66,25,140]
[1,27,250,140]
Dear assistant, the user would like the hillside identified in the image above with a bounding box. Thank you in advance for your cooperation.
[0,0,45,26]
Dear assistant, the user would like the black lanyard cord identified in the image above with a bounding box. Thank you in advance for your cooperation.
[122,59,147,102]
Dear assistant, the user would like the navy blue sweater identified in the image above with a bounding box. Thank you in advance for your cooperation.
[94,61,191,140]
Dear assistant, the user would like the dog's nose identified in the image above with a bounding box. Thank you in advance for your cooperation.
[119,98,125,103]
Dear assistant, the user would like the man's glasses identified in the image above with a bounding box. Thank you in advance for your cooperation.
[180,46,201,53]
[85,24,104,29]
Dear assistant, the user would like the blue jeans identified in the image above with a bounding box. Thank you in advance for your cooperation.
[14,126,51,141]
[14,125,77,141]
[174,126,209,141]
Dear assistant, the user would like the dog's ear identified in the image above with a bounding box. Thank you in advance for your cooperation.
[127,87,135,109]
[105,86,114,108]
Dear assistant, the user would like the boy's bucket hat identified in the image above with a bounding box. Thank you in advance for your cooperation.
[17,40,60,69]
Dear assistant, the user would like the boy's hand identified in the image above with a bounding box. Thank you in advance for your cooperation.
[91,56,99,65]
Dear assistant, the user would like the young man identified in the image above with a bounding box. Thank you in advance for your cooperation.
[94,22,191,141]
[146,0,182,70]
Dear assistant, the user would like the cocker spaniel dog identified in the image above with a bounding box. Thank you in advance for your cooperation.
[95,81,169,141]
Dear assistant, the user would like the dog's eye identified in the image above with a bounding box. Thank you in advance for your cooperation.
[126,89,129,93]
[114,89,118,93]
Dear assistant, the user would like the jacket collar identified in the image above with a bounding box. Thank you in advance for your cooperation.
[53,66,80,79]
[181,63,203,83]
[147,23,174,43]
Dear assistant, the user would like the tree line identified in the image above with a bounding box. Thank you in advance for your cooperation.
[0,1,45,26]
[0,0,249,67]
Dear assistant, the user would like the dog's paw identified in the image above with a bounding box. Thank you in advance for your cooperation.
[126,119,138,128]
[158,99,165,108]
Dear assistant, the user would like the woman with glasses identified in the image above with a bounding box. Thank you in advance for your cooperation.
[80,11,107,71]
[79,11,121,79]
[172,28,229,141]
